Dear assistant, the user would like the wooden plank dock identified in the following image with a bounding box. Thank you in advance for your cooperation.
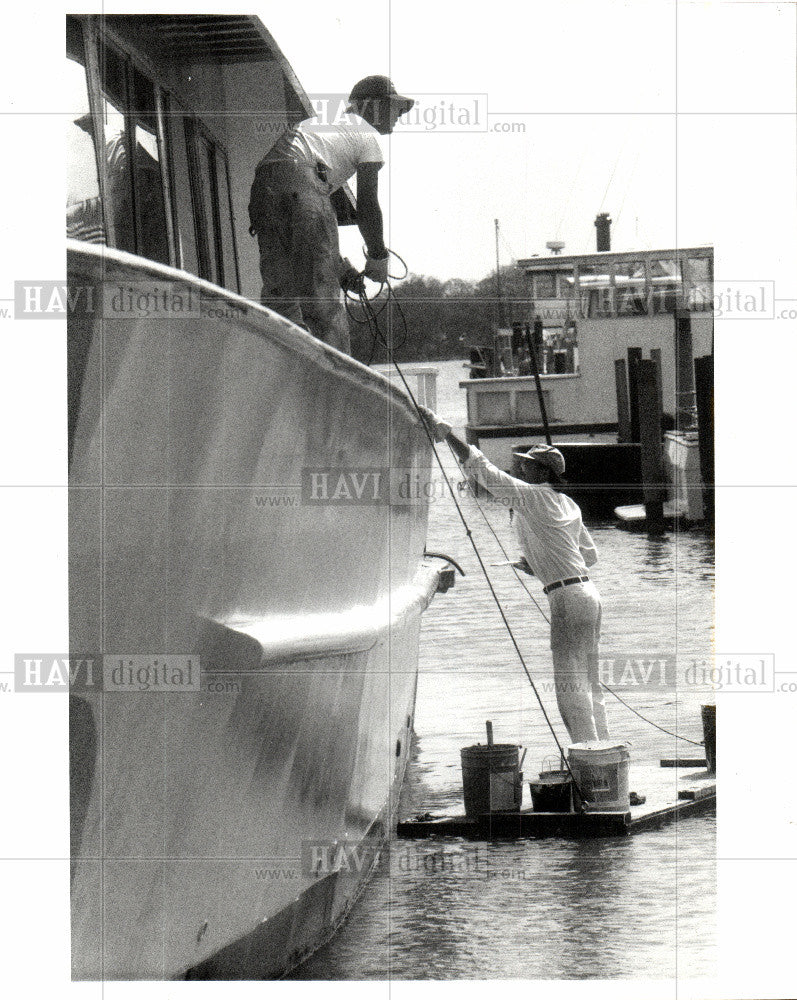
[396,761,715,841]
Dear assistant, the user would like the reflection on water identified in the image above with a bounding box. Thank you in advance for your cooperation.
[291,360,715,980]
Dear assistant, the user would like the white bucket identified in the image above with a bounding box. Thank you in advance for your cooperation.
[567,741,631,812]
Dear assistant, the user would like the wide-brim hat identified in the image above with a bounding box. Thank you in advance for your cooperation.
[520,444,566,476]
[349,75,414,113]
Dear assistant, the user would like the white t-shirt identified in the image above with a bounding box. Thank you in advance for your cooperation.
[462,446,598,589]
[266,112,384,192]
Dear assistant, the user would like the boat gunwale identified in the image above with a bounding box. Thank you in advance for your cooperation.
[67,239,423,420]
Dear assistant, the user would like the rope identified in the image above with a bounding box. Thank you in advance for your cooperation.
[601,686,704,747]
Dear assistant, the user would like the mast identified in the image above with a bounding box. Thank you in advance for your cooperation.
[494,218,505,328]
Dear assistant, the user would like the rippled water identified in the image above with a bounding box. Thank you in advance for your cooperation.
[292,360,715,980]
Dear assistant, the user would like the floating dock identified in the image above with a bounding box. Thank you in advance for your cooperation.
[397,761,715,840]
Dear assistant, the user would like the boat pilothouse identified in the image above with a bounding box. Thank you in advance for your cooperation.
[461,242,714,517]
[66,15,446,981]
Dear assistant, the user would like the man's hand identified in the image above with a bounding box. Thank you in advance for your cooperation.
[363,250,389,284]
[339,258,364,294]
[417,405,452,443]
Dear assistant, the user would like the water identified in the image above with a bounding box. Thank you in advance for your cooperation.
[291,359,715,980]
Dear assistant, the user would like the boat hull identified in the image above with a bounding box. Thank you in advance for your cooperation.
[67,243,439,978]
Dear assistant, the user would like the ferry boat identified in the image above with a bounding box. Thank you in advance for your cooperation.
[66,14,449,979]
[461,231,714,517]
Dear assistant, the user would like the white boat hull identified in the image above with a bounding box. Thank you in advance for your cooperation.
[68,242,441,978]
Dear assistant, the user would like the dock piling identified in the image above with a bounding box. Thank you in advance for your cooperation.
[694,353,714,524]
[614,358,632,443]
[636,358,666,533]
[627,347,643,443]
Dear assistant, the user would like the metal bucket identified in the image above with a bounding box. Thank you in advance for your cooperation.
[568,741,631,812]
[529,769,573,813]
[460,744,522,817]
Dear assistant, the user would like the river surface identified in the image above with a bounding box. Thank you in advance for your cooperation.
[291,359,715,980]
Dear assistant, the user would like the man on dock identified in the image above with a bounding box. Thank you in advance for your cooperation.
[248,76,414,354]
[419,407,609,744]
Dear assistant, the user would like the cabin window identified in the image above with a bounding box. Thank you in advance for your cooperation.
[615,261,648,316]
[533,272,557,299]
[649,258,681,314]
[684,256,713,312]
[66,18,105,244]
[184,118,239,291]
[577,263,613,318]
[215,156,241,293]
[129,65,170,265]
[557,269,576,300]
[165,103,199,275]
[97,40,170,263]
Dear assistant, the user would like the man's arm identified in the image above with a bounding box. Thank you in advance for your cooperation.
[446,431,471,464]
[579,523,599,567]
[355,163,386,258]
[446,431,532,509]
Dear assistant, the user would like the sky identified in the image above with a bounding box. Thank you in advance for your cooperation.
[263,0,796,282]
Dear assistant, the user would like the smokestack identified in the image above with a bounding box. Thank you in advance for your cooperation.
[595,212,612,252]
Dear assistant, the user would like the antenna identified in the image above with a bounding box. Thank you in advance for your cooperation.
[495,219,505,327]
[546,240,565,255]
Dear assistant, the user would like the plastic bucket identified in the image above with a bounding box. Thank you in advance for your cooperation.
[460,744,522,817]
[568,741,631,812]
[529,769,573,813]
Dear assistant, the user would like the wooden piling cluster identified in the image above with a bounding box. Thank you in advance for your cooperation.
[615,348,667,532]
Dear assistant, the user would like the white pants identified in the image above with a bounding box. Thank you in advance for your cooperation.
[548,580,608,743]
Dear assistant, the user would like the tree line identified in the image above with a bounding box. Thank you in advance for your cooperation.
[348,265,534,365]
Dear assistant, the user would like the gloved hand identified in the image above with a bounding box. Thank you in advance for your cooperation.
[363,250,389,284]
[417,405,452,443]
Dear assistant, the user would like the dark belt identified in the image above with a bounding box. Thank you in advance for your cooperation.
[543,575,589,595]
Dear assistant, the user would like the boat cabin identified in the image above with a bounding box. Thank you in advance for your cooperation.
[66,15,355,302]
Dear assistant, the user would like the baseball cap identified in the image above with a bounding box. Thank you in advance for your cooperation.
[520,444,566,476]
[349,75,414,113]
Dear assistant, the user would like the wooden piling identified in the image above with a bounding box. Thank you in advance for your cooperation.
[694,353,714,524]
[636,358,666,533]
[614,358,632,443]
[650,347,664,431]
[627,347,643,443]
[675,310,697,431]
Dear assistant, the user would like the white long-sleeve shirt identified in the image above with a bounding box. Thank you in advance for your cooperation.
[462,446,598,588]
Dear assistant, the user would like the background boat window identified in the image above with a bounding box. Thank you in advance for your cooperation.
[615,260,648,316]
[649,257,681,314]
[684,256,713,312]
[532,271,557,298]
[577,263,614,317]
[66,18,105,244]
[557,269,576,300]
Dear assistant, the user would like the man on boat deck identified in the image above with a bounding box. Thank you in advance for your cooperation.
[419,407,609,745]
[248,76,414,354]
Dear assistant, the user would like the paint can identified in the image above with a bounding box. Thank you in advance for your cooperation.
[568,741,631,812]
[460,744,522,817]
